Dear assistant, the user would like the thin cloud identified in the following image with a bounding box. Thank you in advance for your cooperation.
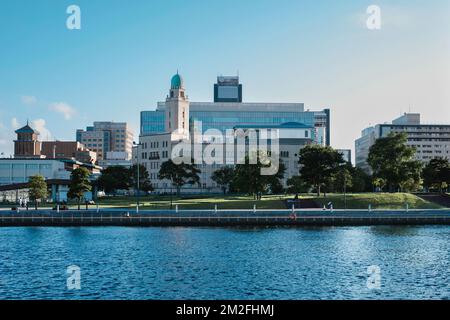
[11,118,20,130]
[21,95,37,105]
[49,102,76,120]
[31,119,52,141]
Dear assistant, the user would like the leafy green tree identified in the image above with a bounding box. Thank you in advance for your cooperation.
[28,175,48,210]
[298,145,345,196]
[68,167,92,210]
[267,160,286,194]
[233,152,285,199]
[349,167,371,192]
[331,163,353,193]
[211,166,235,194]
[286,175,310,194]
[130,164,154,193]
[96,166,131,194]
[158,159,201,196]
[372,177,387,192]
[367,132,422,192]
[422,158,450,193]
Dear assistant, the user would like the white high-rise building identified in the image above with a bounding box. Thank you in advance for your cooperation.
[355,113,450,173]
[76,122,134,161]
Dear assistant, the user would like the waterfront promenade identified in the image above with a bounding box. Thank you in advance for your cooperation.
[0,208,449,227]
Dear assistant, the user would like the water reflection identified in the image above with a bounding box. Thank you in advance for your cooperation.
[0,226,448,299]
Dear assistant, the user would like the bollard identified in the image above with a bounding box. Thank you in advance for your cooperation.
[253,204,256,214]
[291,204,295,214]
[214,204,217,214]
[176,204,179,213]
[136,205,139,214]
[323,205,326,211]
[406,203,409,213]
[368,204,372,213]
[96,204,99,213]
[57,204,60,213]
[330,204,333,213]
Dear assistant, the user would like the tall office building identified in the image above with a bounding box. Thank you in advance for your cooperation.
[141,76,330,146]
[355,113,450,173]
[76,122,134,161]
[137,73,330,193]
[214,76,242,103]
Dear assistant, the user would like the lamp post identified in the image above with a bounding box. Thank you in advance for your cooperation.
[133,141,142,209]
[344,174,347,210]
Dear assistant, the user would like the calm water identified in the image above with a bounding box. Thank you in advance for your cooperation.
[0,226,448,300]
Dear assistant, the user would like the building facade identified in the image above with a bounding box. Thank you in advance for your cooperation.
[0,158,101,202]
[337,149,352,164]
[214,76,242,103]
[140,76,330,146]
[355,113,450,173]
[14,123,42,158]
[14,123,97,164]
[76,122,133,161]
[41,141,97,164]
[98,151,132,168]
[136,73,328,194]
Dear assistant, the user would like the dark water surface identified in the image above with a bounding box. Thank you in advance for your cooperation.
[0,226,448,299]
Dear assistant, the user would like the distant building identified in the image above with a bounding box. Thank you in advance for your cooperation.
[337,149,352,164]
[214,76,242,103]
[137,73,325,193]
[41,141,97,164]
[76,122,134,161]
[0,158,101,202]
[98,151,132,169]
[14,123,97,163]
[14,122,43,158]
[141,75,330,146]
[355,113,450,173]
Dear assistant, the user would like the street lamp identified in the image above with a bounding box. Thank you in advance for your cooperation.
[133,141,142,209]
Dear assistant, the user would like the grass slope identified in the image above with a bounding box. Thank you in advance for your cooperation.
[95,193,442,210]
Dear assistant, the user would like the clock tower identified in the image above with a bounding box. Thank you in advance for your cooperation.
[165,72,189,139]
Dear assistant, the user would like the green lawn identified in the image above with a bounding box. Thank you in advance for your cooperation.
[1,193,442,210]
[96,194,291,210]
[310,193,443,209]
[94,193,443,210]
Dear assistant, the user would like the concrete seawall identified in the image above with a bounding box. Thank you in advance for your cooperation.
[1,209,450,227]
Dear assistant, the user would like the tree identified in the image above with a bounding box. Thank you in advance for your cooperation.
[232,152,285,199]
[158,159,201,196]
[298,145,345,196]
[367,132,422,192]
[130,164,154,193]
[331,163,353,193]
[422,158,450,193]
[211,166,235,194]
[28,175,48,210]
[286,175,310,194]
[68,167,92,210]
[349,167,371,192]
[372,177,386,192]
[267,160,286,194]
[96,166,131,194]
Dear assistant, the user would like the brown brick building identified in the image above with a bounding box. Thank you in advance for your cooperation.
[14,123,42,158]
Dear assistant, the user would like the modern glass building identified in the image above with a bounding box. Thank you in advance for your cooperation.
[140,76,330,146]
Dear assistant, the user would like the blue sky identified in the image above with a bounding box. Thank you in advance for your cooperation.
[0,0,449,158]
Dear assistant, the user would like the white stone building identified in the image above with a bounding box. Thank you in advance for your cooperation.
[136,74,317,194]
[355,113,450,173]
